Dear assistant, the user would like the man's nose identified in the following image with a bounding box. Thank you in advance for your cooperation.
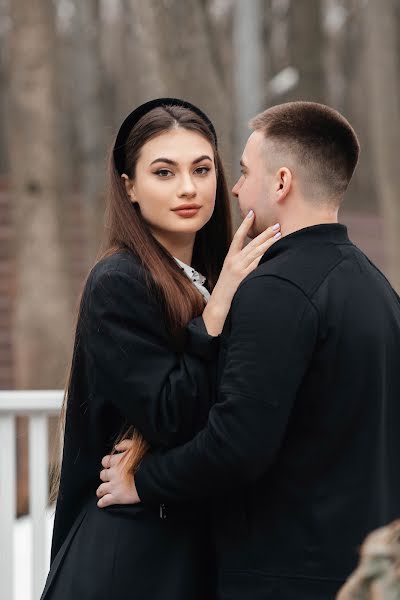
[232,178,240,198]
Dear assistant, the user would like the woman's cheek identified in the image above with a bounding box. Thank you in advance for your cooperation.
[204,180,217,207]
[139,202,167,228]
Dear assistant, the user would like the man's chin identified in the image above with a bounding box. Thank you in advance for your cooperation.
[246,224,262,239]
[239,213,265,239]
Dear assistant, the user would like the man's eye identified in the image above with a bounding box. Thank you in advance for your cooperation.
[194,167,210,175]
[155,169,173,177]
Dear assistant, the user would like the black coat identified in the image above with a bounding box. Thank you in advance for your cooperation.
[41,250,218,600]
[135,224,400,600]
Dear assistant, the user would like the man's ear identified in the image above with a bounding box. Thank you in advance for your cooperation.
[275,167,292,204]
[121,173,137,204]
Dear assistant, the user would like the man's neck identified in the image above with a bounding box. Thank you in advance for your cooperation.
[280,209,339,239]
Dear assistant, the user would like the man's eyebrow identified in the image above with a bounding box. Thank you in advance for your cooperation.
[150,155,213,166]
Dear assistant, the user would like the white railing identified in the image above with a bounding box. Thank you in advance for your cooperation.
[0,390,63,600]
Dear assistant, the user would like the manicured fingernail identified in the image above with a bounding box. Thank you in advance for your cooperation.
[272,223,280,231]
[274,232,282,239]
[246,210,254,218]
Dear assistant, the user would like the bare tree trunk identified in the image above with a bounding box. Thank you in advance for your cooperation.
[0,0,10,174]
[72,0,107,265]
[232,0,264,226]
[323,0,378,215]
[341,1,377,214]
[232,3,264,152]
[122,1,165,102]
[100,0,128,127]
[286,0,325,103]
[9,0,72,513]
[323,0,347,110]
[364,0,400,292]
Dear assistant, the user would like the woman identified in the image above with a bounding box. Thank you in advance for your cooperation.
[42,98,280,600]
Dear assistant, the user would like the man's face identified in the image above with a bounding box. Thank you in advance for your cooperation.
[232,131,278,238]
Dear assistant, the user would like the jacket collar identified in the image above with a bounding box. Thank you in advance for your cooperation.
[259,223,350,265]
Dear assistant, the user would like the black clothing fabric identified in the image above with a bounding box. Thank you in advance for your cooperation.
[136,224,400,599]
[42,250,217,600]
[42,499,215,600]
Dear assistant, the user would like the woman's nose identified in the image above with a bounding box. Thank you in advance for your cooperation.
[178,174,196,197]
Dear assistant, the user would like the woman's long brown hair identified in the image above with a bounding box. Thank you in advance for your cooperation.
[50,105,232,501]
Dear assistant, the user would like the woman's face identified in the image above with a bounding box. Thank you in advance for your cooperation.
[124,128,217,243]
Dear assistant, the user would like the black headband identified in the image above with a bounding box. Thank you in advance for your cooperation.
[113,97,218,176]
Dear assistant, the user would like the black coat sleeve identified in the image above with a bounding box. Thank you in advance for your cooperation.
[135,274,318,505]
[88,268,218,448]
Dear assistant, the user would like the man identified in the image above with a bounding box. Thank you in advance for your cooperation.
[97,102,400,599]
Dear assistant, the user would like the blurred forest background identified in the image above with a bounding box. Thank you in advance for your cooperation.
[0,0,399,514]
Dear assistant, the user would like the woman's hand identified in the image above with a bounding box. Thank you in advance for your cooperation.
[97,439,140,508]
[202,212,281,336]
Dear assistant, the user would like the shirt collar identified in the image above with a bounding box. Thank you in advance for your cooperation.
[173,257,210,302]
[174,258,207,286]
[259,223,350,265]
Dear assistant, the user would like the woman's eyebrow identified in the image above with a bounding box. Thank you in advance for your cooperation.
[150,155,213,166]
[192,155,213,164]
[150,157,177,166]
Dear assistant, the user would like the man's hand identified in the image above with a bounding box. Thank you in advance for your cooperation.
[96,440,141,508]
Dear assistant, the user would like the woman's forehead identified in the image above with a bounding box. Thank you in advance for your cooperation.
[140,128,214,163]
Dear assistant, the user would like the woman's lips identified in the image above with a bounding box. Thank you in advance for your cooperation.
[173,207,201,218]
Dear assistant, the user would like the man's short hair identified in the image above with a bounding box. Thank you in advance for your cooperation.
[250,102,360,205]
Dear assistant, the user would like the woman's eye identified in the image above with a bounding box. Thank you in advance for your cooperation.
[194,166,210,175]
[155,169,173,177]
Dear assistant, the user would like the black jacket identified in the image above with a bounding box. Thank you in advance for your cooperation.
[45,250,218,600]
[135,224,400,600]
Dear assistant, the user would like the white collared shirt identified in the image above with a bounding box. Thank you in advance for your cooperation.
[174,257,211,302]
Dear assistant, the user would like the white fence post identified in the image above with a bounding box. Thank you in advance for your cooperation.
[0,390,62,600]
[0,413,16,600]
[29,414,49,599]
